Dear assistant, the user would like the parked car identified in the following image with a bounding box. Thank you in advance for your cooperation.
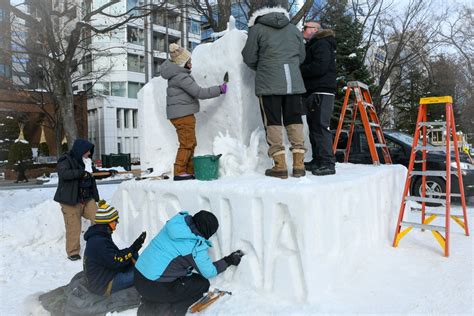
[334,129,474,200]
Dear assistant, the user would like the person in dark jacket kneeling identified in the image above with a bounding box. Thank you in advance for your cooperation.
[83,200,146,296]
[134,210,244,315]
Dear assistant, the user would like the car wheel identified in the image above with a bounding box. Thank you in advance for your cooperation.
[412,176,446,206]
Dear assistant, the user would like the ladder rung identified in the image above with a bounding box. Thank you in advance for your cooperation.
[363,101,375,108]
[414,160,426,163]
[369,122,380,128]
[405,196,446,204]
[417,122,446,127]
[400,221,446,232]
[375,143,387,148]
[347,81,369,90]
[414,146,454,152]
[410,170,447,176]
[428,192,461,197]
[411,208,465,217]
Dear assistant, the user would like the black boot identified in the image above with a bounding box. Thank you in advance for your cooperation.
[304,159,320,171]
[312,165,335,176]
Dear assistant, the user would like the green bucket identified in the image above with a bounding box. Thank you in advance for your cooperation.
[192,154,222,181]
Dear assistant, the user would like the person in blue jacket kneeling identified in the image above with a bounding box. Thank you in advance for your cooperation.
[134,210,243,315]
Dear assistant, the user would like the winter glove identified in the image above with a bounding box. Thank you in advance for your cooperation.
[131,231,147,252]
[224,250,244,266]
[83,157,93,173]
[219,83,227,94]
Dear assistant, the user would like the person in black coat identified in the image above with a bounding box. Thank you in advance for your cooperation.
[54,139,115,261]
[83,201,146,296]
[300,21,337,176]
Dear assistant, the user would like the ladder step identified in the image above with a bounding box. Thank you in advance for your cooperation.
[405,196,446,204]
[347,81,369,89]
[363,101,375,108]
[411,207,465,217]
[414,145,454,152]
[418,122,446,127]
[369,122,381,128]
[410,170,447,176]
[400,221,446,232]
[375,143,387,148]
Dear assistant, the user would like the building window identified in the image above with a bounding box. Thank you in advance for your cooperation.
[116,109,121,128]
[111,82,126,97]
[188,41,199,51]
[128,81,143,99]
[187,19,201,35]
[153,58,164,77]
[127,26,144,45]
[117,141,121,153]
[93,82,110,95]
[127,54,145,73]
[133,110,138,128]
[124,109,130,128]
[83,82,93,95]
[0,63,11,78]
[83,54,92,74]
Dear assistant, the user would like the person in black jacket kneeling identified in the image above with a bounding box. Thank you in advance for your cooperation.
[83,200,146,296]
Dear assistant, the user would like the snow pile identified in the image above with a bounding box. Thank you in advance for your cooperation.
[112,163,407,304]
[138,29,262,176]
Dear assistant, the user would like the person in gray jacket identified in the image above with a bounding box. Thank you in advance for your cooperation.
[242,0,307,179]
[161,43,227,181]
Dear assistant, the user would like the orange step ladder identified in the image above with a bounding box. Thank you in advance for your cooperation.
[392,96,469,257]
[333,81,392,165]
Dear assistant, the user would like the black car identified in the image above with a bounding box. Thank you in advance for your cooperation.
[334,129,474,199]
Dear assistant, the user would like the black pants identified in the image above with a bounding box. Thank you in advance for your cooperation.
[305,93,336,167]
[134,269,210,316]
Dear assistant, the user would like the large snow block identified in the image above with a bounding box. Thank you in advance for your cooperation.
[137,30,261,174]
[112,164,406,304]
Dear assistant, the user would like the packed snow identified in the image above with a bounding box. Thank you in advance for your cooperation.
[1,15,472,316]
[0,173,473,315]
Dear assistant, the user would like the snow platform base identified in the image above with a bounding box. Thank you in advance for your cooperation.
[112,163,406,304]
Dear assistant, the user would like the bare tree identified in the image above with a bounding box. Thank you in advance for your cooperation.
[6,0,163,148]
[435,5,473,87]
[189,0,313,32]
[367,0,443,114]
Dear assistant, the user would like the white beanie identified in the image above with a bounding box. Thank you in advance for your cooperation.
[169,43,191,67]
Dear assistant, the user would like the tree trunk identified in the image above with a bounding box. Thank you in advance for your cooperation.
[55,67,78,150]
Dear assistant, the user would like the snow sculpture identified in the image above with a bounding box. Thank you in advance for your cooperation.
[138,27,262,175]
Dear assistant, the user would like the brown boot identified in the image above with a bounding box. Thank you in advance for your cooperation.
[265,153,288,179]
[292,151,306,177]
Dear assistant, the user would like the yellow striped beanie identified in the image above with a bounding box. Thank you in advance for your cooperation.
[96,200,119,224]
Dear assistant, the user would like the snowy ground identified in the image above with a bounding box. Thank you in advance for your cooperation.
[0,180,472,315]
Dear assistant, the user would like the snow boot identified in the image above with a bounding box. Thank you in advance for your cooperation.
[173,173,195,181]
[265,153,288,179]
[312,165,336,176]
[67,254,81,261]
[304,159,320,171]
[292,151,306,177]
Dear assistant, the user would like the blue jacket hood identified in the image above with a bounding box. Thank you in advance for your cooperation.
[165,212,211,246]
[71,139,94,161]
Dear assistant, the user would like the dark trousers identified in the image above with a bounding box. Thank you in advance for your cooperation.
[305,93,336,167]
[134,269,210,316]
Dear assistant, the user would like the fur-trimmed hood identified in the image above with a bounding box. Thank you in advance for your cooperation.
[308,29,336,47]
[248,6,290,27]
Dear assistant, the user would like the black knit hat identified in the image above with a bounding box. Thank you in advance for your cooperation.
[193,210,219,240]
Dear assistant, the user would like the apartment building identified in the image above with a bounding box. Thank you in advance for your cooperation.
[82,0,201,161]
